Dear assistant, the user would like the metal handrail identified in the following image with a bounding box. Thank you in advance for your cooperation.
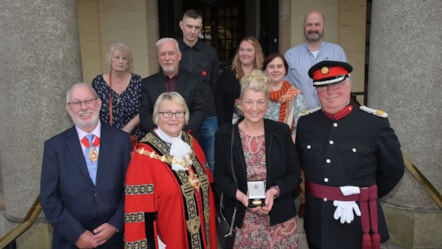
[350,93,442,210]
[0,195,42,248]
[402,154,442,209]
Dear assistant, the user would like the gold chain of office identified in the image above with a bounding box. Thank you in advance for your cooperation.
[136,147,201,190]
[135,148,195,169]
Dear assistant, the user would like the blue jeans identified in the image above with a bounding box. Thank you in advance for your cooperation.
[198,116,218,173]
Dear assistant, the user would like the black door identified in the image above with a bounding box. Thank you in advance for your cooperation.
[158,0,278,67]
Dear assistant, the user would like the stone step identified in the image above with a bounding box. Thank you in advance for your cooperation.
[296,215,408,249]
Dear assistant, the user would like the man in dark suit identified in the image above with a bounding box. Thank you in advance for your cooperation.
[139,37,207,137]
[40,83,132,249]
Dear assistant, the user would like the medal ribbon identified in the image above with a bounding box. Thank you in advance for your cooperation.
[81,134,100,147]
[82,134,100,185]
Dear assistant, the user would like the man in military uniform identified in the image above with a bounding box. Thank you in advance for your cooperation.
[295,60,405,249]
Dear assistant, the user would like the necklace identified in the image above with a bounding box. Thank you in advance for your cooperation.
[136,148,200,190]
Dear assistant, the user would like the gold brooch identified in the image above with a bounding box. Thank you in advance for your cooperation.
[321,66,329,75]
[188,171,200,191]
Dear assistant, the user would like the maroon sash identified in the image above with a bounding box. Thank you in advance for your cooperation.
[306,181,380,249]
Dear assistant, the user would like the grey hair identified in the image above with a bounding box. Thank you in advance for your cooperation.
[155,37,180,52]
[66,83,98,103]
[104,42,133,72]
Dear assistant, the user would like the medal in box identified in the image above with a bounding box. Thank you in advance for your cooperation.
[247,181,266,207]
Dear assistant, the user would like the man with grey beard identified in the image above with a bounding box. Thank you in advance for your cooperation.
[284,11,348,218]
[40,83,132,249]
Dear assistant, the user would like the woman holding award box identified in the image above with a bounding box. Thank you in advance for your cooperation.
[214,69,301,248]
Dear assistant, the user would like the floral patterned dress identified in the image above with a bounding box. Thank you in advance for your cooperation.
[234,129,298,249]
[92,73,144,137]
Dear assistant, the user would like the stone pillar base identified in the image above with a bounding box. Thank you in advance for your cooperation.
[382,202,442,249]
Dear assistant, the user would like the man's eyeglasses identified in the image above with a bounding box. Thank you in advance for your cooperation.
[316,80,348,92]
[159,111,186,118]
[68,98,98,108]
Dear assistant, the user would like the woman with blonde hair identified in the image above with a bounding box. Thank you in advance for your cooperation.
[92,42,144,140]
[215,69,300,248]
[215,36,265,127]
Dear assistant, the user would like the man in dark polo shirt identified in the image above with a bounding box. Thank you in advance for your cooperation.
[178,9,219,173]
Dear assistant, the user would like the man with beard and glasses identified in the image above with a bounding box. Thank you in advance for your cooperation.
[284,11,347,218]
[40,83,132,249]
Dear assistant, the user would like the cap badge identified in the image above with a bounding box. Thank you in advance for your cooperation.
[321,66,330,75]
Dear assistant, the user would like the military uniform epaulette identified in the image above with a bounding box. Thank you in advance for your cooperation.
[301,106,322,116]
[360,105,388,118]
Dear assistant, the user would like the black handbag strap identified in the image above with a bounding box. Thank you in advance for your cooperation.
[228,127,238,233]
[218,127,239,236]
[230,127,238,185]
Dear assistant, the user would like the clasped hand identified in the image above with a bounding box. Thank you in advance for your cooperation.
[332,186,361,224]
[75,223,118,248]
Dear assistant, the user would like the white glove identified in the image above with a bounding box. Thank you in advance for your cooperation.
[333,200,361,224]
[333,186,361,224]
[339,186,360,196]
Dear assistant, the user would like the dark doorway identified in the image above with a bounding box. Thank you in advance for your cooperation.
[259,0,279,55]
[158,0,279,68]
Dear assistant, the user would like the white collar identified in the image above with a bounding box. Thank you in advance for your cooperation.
[154,128,191,171]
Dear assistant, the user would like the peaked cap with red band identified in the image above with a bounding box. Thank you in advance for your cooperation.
[308,60,353,86]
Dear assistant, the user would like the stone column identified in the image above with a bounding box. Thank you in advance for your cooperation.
[278,0,291,53]
[0,0,82,247]
[368,0,442,248]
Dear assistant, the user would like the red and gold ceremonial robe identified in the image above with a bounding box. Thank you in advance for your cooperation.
[124,131,217,249]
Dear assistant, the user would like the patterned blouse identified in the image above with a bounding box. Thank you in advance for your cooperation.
[92,73,144,136]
